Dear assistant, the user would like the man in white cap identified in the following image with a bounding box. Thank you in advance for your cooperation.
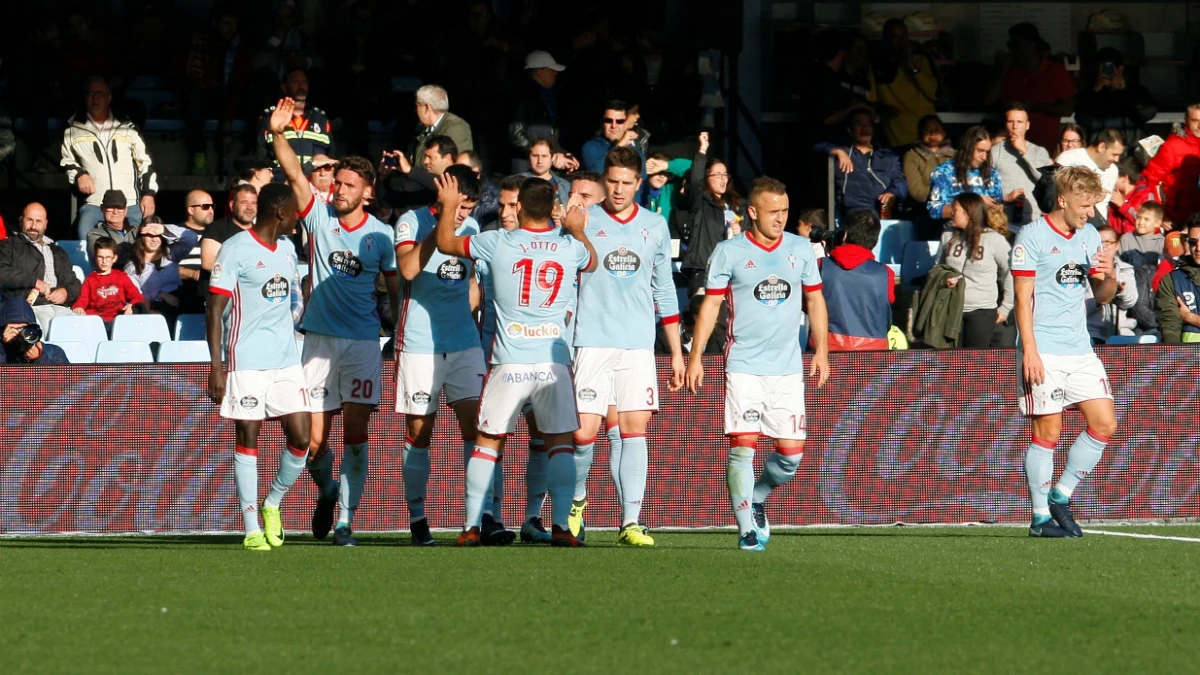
[508,51,568,173]
[308,154,337,205]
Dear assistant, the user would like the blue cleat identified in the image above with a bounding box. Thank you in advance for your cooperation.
[1048,491,1084,538]
[520,517,552,544]
[332,525,358,547]
[752,502,771,544]
[410,518,436,546]
[1029,516,1072,538]
[739,531,766,551]
[481,513,516,546]
[312,481,338,541]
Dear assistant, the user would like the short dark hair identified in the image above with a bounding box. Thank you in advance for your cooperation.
[797,208,828,230]
[518,178,555,221]
[603,146,642,175]
[231,183,258,199]
[843,209,881,249]
[917,114,943,136]
[92,236,117,256]
[1004,102,1029,116]
[1139,201,1164,220]
[1116,158,1142,182]
[570,170,603,185]
[847,108,874,130]
[443,164,482,201]
[259,183,297,218]
[748,176,787,203]
[1090,128,1126,149]
[425,135,458,158]
[458,150,483,171]
[499,175,525,193]
[602,99,628,115]
[334,156,378,188]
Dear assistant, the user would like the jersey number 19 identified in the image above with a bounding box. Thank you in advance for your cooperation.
[513,258,564,308]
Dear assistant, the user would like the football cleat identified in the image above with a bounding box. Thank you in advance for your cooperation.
[616,523,655,547]
[551,524,585,547]
[262,501,284,548]
[1029,516,1073,538]
[481,514,516,546]
[243,532,272,551]
[568,500,587,540]
[738,531,765,551]
[410,518,436,546]
[1048,496,1084,538]
[456,527,482,547]
[520,517,552,544]
[311,482,338,541]
[751,502,771,544]
[332,526,358,547]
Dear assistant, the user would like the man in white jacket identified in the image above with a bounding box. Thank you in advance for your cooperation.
[60,77,158,239]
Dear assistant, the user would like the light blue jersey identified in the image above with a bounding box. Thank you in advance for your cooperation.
[465,226,591,365]
[705,232,822,376]
[394,207,480,353]
[574,204,678,349]
[210,229,300,371]
[1010,216,1103,356]
[299,196,397,341]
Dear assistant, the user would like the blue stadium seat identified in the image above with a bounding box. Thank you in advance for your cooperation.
[1107,334,1160,345]
[157,340,210,363]
[48,315,108,354]
[47,340,95,364]
[901,240,941,285]
[111,314,172,344]
[174,314,207,341]
[874,220,915,265]
[96,341,155,363]
[59,240,92,275]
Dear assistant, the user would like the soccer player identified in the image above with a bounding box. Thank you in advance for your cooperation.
[1011,165,1118,538]
[570,146,684,547]
[435,172,598,547]
[395,164,514,546]
[269,97,399,547]
[206,183,311,551]
[685,176,830,552]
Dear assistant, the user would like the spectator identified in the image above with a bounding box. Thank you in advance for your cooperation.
[795,207,829,259]
[1075,47,1158,141]
[938,193,1013,348]
[86,190,139,265]
[581,100,643,172]
[1155,219,1200,344]
[641,153,691,225]
[1107,159,1154,235]
[123,222,181,320]
[1055,128,1125,221]
[509,50,567,172]
[199,185,257,301]
[234,156,276,192]
[1057,122,1085,155]
[308,154,336,204]
[873,19,939,148]
[256,69,332,174]
[164,190,211,314]
[1140,103,1200,225]
[251,1,323,85]
[681,132,745,295]
[807,30,875,146]
[181,2,253,175]
[0,203,81,332]
[990,104,1053,225]
[1119,201,1166,265]
[0,299,68,365]
[61,76,158,240]
[822,209,894,351]
[992,23,1075,150]
[421,135,458,176]
[1153,229,1187,293]
[928,125,1003,220]
[518,139,571,205]
[903,115,954,205]
[412,84,474,161]
[1087,225,1137,343]
[73,237,146,327]
[568,170,606,208]
[455,151,499,230]
[821,109,907,220]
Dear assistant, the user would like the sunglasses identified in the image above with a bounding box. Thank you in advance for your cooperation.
[1188,238,1200,247]
[189,203,214,210]
[603,118,626,125]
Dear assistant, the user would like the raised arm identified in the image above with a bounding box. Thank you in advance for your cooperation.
[434,174,470,258]
[561,196,598,273]
[268,97,313,209]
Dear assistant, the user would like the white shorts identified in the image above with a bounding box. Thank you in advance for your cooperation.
[573,347,658,416]
[477,362,579,435]
[1017,352,1112,416]
[221,365,309,421]
[724,372,807,440]
[395,348,486,415]
[302,333,382,412]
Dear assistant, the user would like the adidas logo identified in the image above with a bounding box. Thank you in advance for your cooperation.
[596,230,607,237]
[735,500,749,510]
[1050,246,1060,254]
[744,260,757,269]
[331,227,342,236]
[256,261,266,269]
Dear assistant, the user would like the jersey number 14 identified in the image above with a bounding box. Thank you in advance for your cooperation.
[513,258,564,308]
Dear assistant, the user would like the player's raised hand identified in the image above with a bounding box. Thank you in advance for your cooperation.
[810,351,830,389]
[435,173,462,210]
[685,356,705,394]
[563,194,588,236]
[1022,349,1045,387]
[668,352,685,392]
[268,98,295,134]
[207,365,225,405]
[1092,244,1115,279]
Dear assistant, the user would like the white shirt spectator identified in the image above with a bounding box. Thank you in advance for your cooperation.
[1055,147,1118,218]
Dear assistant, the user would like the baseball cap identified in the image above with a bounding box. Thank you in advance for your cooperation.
[311,154,337,169]
[101,190,127,209]
[524,51,566,72]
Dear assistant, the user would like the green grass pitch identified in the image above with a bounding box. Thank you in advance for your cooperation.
[4,526,1199,674]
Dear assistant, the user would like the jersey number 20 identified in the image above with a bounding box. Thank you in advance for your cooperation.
[512,258,564,308]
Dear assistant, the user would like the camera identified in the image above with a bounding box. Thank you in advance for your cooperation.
[808,227,845,249]
[12,324,42,350]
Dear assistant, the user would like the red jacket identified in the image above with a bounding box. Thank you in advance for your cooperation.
[73,270,144,321]
[1108,186,1157,235]
[1140,133,1200,225]
[1153,257,1177,293]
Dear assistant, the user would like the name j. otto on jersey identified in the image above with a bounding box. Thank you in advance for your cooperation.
[505,322,561,339]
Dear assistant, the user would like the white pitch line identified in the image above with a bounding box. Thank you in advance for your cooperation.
[1082,529,1200,543]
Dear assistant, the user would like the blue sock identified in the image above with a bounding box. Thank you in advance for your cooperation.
[265,444,308,508]
[752,449,802,504]
[1055,429,1108,500]
[525,438,547,522]
[337,440,368,528]
[464,446,497,529]
[402,440,430,522]
[607,423,623,502]
[1025,439,1054,522]
[573,439,595,502]
[619,434,648,526]
[548,445,576,529]
[727,445,755,537]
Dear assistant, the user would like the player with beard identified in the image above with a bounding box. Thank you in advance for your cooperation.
[270,97,399,547]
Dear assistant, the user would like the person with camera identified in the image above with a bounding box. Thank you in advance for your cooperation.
[0,298,68,364]
[821,209,895,351]
[1075,47,1158,143]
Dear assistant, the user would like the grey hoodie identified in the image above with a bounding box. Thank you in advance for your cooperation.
[939,229,1014,314]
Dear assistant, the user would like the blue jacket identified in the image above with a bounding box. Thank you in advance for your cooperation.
[0,298,68,364]
[581,134,647,173]
[818,143,908,215]
[821,244,892,350]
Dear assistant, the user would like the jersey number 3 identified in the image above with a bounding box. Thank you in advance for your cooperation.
[513,258,564,308]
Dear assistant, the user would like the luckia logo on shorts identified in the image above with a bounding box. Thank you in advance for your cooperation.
[505,322,561,339]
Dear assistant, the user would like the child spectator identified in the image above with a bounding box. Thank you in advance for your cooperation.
[1108,159,1154,235]
[73,237,145,330]
[1119,202,1166,335]
[1119,201,1165,264]
[641,152,691,225]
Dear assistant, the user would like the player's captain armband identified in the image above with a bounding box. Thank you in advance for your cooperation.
[1011,244,1027,265]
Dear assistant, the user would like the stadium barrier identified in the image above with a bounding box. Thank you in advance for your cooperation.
[2,347,1198,535]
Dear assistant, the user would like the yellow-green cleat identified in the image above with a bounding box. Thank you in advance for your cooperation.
[617,523,655,547]
[243,532,271,551]
[262,501,284,548]
[568,500,587,539]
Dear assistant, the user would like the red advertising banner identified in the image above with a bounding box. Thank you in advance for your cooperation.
[2,347,1197,534]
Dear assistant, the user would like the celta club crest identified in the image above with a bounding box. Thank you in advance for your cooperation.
[787,253,797,269]
[641,228,650,244]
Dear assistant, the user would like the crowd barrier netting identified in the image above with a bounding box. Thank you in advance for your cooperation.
[3,347,1199,535]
